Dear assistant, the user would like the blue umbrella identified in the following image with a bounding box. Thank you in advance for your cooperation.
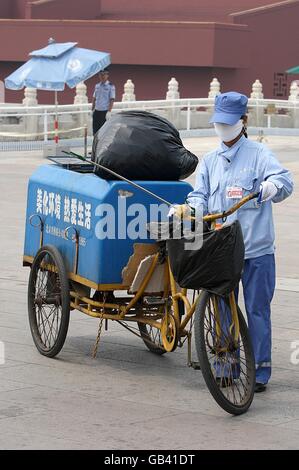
[4,38,110,147]
[5,38,110,91]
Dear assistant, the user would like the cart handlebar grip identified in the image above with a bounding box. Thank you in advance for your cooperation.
[203,192,260,223]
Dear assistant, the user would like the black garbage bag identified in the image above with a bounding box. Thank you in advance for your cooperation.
[91,111,198,180]
[167,221,245,296]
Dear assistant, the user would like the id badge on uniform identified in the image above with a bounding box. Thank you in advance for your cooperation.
[226,186,243,199]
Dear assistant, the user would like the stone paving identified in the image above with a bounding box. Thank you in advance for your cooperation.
[0,135,298,449]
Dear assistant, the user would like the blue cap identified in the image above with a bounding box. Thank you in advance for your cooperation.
[210,91,248,125]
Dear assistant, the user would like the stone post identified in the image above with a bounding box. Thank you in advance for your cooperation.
[208,78,220,125]
[22,87,38,106]
[251,79,264,99]
[166,77,180,100]
[166,77,180,127]
[122,79,136,101]
[288,81,299,127]
[74,81,88,105]
[250,79,264,127]
[74,81,89,134]
[22,87,38,140]
[208,78,221,99]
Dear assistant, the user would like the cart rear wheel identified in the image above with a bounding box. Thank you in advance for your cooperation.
[28,245,70,357]
[138,320,166,355]
[194,291,255,415]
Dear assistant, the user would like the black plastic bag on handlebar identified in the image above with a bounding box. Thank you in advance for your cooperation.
[91,111,198,180]
[167,221,245,296]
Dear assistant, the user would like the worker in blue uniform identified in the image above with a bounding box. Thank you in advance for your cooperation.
[185,92,293,393]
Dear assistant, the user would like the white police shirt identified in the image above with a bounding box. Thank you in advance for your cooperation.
[93,81,116,111]
[187,135,293,259]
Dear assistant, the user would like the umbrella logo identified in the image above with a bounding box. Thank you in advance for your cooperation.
[67,59,82,72]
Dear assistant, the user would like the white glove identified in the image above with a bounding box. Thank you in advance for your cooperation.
[168,204,192,218]
[106,111,111,120]
[258,181,278,203]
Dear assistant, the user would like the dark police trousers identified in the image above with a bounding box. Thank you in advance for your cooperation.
[93,110,107,135]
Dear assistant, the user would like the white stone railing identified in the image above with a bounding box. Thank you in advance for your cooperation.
[1,77,299,146]
[1,97,299,141]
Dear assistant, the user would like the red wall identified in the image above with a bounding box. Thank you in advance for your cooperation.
[100,0,282,21]
[0,19,248,67]
[13,0,28,18]
[1,0,285,20]
[28,0,102,20]
[232,1,299,97]
[0,1,13,18]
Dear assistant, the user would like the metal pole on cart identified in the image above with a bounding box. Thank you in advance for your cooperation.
[54,90,59,146]
[84,125,88,158]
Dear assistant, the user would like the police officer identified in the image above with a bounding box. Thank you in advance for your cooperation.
[185,92,293,393]
[92,69,116,135]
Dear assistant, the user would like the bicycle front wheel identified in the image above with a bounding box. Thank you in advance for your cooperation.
[194,291,255,415]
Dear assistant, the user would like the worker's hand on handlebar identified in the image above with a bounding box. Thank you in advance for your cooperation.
[257,181,278,203]
[168,204,192,219]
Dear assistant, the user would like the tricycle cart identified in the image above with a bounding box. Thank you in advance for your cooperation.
[24,160,256,415]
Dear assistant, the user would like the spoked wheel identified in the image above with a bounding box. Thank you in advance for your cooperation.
[194,291,255,415]
[28,245,70,357]
[138,314,166,355]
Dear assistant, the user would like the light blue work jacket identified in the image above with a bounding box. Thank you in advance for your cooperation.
[187,135,293,259]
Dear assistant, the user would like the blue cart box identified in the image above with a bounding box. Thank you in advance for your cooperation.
[23,164,193,289]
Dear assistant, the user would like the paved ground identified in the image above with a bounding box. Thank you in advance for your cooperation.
[0,135,298,450]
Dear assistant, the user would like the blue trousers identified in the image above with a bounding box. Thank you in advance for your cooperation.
[241,254,276,384]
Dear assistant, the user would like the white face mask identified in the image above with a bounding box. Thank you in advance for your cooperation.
[214,120,243,142]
